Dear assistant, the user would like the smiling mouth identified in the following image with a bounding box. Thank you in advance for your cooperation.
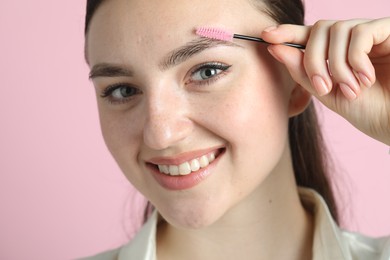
[149,148,225,176]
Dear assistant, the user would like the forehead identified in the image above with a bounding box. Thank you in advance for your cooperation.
[86,0,273,65]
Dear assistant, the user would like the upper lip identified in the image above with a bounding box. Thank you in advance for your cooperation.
[146,145,225,166]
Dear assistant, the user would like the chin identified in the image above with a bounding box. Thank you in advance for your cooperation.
[158,200,228,230]
[165,212,221,230]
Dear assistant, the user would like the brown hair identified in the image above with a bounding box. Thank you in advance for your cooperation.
[84,0,339,224]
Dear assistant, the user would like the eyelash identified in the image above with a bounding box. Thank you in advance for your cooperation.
[100,62,232,105]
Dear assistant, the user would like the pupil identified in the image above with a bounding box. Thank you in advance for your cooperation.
[121,87,132,97]
[203,68,215,78]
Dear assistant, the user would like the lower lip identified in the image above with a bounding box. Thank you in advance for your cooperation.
[147,149,225,191]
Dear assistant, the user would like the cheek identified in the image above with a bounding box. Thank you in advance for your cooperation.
[99,109,155,195]
[98,106,143,176]
[196,65,290,146]
[233,56,290,144]
[221,83,289,162]
[191,60,291,189]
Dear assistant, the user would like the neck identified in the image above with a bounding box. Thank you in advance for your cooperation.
[157,149,313,260]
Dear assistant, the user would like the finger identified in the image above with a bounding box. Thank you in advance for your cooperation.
[261,24,311,45]
[267,44,312,93]
[348,18,390,85]
[268,43,338,109]
[303,20,334,97]
[328,20,365,100]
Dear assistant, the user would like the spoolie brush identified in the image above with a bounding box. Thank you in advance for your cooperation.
[195,27,305,50]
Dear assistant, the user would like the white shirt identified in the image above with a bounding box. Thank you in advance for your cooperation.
[80,188,390,260]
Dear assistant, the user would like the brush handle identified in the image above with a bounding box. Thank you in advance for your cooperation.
[233,34,305,50]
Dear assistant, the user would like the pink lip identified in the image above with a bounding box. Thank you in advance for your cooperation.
[146,148,225,191]
[147,146,224,166]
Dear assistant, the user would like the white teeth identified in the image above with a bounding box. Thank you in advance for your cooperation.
[157,151,219,176]
[190,159,200,172]
[158,165,169,174]
[199,155,209,168]
[179,162,192,175]
[169,165,179,176]
[207,153,215,162]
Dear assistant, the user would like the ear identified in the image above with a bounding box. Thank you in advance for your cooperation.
[288,84,312,117]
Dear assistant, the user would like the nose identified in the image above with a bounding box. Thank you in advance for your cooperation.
[143,88,193,150]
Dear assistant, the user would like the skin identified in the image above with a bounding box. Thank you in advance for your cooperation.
[262,18,390,145]
[86,0,390,259]
[87,0,312,259]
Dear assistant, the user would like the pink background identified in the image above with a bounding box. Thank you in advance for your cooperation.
[0,1,389,259]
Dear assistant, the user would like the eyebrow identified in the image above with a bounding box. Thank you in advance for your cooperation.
[89,38,240,79]
[89,63,134,79]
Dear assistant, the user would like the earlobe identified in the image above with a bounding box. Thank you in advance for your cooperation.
[288,84,312,117]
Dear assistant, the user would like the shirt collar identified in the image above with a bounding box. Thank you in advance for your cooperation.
[118,210,158,260]
[299,188,349,259]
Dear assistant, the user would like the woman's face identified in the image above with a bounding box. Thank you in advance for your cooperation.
[87,0,301,228]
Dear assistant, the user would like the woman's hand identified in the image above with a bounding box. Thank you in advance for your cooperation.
[261,17,390,146]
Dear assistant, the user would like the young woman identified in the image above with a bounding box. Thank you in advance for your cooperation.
[82,0,390,259]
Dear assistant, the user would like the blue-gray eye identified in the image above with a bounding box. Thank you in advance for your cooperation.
[190,63,231,83]
[101,84,140,102]
[192,67,220,81]
[111,85,137,98]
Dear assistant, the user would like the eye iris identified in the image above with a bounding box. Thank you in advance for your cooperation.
[201,68,217,79]
[120,86,134,97]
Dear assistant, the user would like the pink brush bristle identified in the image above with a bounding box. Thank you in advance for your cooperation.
[195,27,234,42]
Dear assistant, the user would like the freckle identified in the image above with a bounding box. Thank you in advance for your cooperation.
[269,200,272,204]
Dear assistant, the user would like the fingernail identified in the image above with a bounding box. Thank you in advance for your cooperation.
[263,25,278,33]
[339,83,357,100]
[312,75,330,96]
[358,72,372,88]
